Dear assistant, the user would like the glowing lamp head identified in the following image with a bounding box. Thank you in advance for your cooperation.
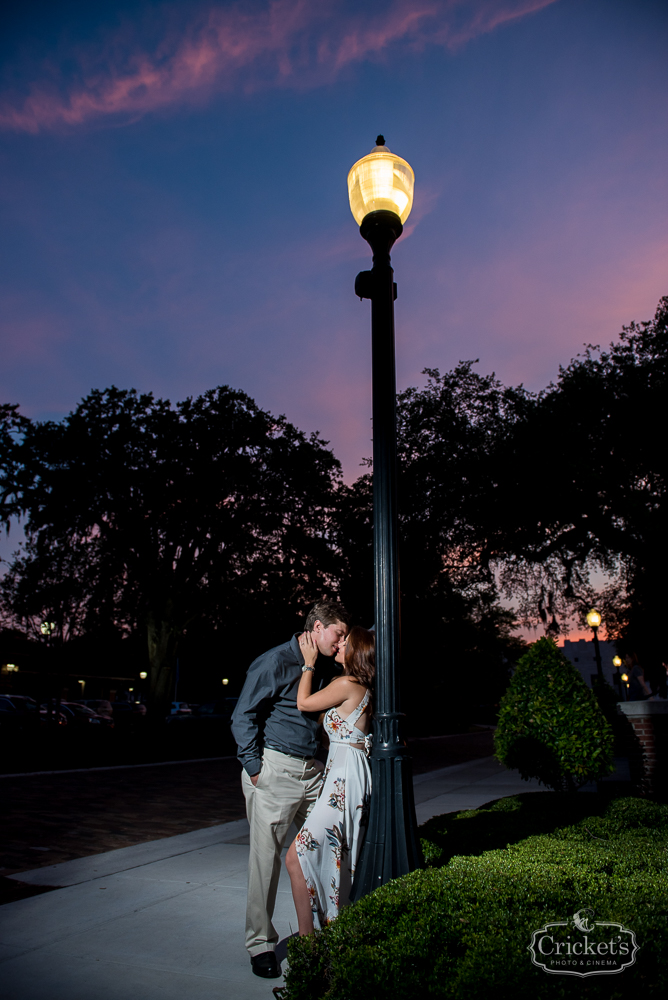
[348,136,414,226]
[40,621,55,636]
[612,656,622,668]
[222,678,229,686]
[586,609,602,629]
[621,672,629,683]
[139,671,148,680]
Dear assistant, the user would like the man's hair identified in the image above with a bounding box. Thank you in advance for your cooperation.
[304,600,352,632]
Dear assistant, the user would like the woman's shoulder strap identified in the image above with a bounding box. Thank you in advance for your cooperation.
[348,688,370,726]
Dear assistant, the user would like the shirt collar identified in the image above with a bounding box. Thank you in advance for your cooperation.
[291,633,304,666]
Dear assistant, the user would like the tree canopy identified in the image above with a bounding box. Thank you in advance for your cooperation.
[1,385,342,710]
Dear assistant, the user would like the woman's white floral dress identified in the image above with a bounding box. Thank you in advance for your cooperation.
[295,690,372,929]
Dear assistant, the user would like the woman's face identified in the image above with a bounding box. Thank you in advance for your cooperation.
[335,636,347,667]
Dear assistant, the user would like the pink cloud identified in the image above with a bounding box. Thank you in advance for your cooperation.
[0,0,560,134]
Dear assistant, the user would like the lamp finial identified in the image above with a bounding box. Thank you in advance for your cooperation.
[376,134,385,146]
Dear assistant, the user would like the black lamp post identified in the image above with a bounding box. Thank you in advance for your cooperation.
[347,137,422,900]
[586,609,604,681]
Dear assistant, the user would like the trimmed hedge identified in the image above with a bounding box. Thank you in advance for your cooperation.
[494,637,615,791]
[284,795,668,999]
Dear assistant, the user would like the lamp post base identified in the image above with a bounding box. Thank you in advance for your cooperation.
[350,744,422,902]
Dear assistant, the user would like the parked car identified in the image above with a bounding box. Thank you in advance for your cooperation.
[77,699,113,719]
[0,695,24,732]
[2,694,42,733]
[39,703,69,726]
[60,701,114,728]
[2,694,39,717]
[194,698,239,722]
[170,701,192,716]
[111,700,146,714]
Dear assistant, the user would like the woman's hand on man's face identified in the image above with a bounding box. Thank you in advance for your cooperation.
[299,630,318,668]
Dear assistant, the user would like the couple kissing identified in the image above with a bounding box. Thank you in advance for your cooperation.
[230,600,375,980]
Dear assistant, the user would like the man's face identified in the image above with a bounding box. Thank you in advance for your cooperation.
[312,619,348,657]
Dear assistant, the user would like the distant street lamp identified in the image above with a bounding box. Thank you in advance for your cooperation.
[139,671,148,680]
[347,137,422,901]
[612,655,623,699]
[40,620,57,723]
[586,609,604,681]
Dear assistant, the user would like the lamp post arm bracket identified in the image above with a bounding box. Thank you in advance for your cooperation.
[355,270,398,301]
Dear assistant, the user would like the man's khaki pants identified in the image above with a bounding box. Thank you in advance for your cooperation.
[242,747,322,956]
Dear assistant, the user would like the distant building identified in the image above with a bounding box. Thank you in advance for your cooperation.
[560,638,618,689]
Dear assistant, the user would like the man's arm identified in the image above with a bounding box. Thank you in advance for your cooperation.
[230,653,280,779]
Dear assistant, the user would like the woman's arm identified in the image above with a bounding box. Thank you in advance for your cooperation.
[296,631,350,713]
[298,674,352,713]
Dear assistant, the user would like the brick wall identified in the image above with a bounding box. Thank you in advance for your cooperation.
[618,701,668,798]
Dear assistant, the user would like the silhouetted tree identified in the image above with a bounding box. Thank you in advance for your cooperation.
[337,363,529,731]
[0,385,342,713]
[491,296,668,668]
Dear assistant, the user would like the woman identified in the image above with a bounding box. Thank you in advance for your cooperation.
[285,626,374,934]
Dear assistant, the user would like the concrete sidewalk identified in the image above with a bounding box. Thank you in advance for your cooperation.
[0,757,540,1000]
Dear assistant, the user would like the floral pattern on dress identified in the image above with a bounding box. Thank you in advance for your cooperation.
[295,828,321,856]
[327,777,345,812]
[305,876,319,914]
[325,822,349,869]
[328,876,340,911]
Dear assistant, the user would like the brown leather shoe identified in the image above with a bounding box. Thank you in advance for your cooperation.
[251,952,281,979]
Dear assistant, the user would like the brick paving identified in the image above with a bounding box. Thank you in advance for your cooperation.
[0,729,494,904]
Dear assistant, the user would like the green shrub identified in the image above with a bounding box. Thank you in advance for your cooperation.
[494,637,615,791]
[418,790,610,868]
[284,796,668,999]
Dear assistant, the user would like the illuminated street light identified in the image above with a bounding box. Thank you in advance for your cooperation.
[347,141,414,225]
[139,671,148,680]
[222,678,229,686]
[347,137,421,902]
[612,655,623,699]
[40,621,56,636]
[586,609,604,681]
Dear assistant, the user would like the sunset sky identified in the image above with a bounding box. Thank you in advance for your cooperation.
[1,0,667,484]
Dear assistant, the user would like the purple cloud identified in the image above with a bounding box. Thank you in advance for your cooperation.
[0,0,560,133]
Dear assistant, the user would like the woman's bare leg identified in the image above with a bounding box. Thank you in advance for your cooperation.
[285,840,315,936]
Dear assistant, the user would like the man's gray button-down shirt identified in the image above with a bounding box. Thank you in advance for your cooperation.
[231,633,337,776]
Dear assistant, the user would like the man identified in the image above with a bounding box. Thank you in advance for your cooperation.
[231,600,351,979]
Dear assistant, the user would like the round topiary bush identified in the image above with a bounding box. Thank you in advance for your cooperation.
[494,636,614,791]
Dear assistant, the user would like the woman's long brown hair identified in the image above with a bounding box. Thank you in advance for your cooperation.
[344,627,375,713]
